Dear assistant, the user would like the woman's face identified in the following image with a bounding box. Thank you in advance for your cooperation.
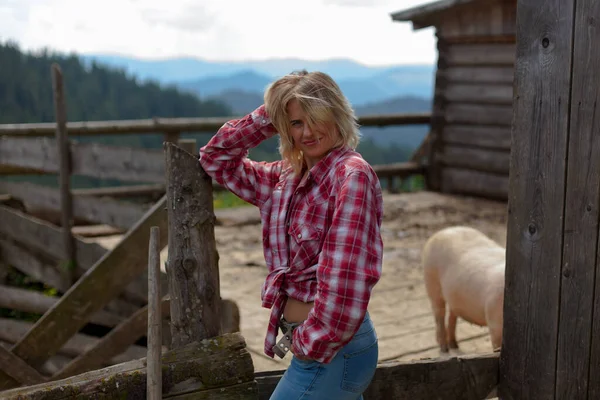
[286,99,339,170]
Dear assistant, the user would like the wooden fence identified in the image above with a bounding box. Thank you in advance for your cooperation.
[0,104,430,231]
[0,141,499,399]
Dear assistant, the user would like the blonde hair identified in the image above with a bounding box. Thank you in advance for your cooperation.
[264,70,360,174]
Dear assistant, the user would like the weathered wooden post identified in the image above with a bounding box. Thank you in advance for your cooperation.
[164,139,221,348]
[51,63,75,287]
[146,226,161,400]
[386,176,396,194]
[500,0,600,398]
[164,130,180,145]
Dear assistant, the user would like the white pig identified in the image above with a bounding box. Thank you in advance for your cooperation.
[422,226,505,353]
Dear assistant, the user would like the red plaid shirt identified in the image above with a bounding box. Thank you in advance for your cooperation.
[199,105,383,363]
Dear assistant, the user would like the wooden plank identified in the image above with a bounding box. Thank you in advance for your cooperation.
[357,113,430,127]
[53,299,170,380]
[443,124,512,150]
[0,204,105,269]
[442,43,516,66]
[390,0,476,24]
[0,284,124,328]
[0,342,72,379]
[72,142,165,183]
[71,225,125,237]
[147,226,162,400]
[440,66,514,85]
[0,333,256,400]
[591,235,600,396]
[439,83,513,105]
[0,113,430,137]
[72,181,226,198]
[441,167,509,200]
[498,0,575,396]
[256,353,499,400]
[0,196,169,390]
[372,161,426,178]
[369,353,498,400]
[0,237,69,293]
[556,0,600,397]
[441,35,516,44]
[439,145,510,174]
[0,137,165,183]
[0,345,47,386]
[0,181,148,229]
[165,143,221,347]
[444,103,513,126]
[0,165,48,175]
[0,237,139,319]
[426,34,449,192]
[0,318,146,362]
[73,183,165,198]
[50,298,234,379]
[0,151,221,196]
[51,63,76,287]
[0,205,154,304]
[0,137,58,172]
[0,117,229,137]
[436,0,517,39]
[0,341,72,378]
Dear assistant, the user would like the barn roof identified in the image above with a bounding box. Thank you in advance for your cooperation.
[390,0,482,29]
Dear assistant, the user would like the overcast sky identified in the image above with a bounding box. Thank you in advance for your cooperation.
[0,0,436,66]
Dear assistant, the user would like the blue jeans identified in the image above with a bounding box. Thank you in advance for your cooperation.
[269,312,378,400]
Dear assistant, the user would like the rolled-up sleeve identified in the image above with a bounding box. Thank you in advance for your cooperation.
[198,105,282,207]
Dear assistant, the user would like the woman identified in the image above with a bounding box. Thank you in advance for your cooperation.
[199,70,383,399]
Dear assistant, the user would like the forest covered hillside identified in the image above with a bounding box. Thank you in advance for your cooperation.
[0,41,231,122]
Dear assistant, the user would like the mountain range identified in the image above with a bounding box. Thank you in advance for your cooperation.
[78,54,434,150]
[81,54,436,107]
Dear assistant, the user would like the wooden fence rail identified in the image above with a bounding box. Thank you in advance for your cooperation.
[256,353,499,400]
[0,113,431,137]
[0,111,432,198]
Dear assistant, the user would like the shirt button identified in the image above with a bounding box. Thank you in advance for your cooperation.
[297,233,302,239]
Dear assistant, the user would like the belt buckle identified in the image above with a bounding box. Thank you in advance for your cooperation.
[272,320,299,359]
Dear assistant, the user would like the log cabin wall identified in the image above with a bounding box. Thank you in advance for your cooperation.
[416,0,517,200]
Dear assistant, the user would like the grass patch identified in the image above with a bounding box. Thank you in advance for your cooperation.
[213,191,251,209]
[0,267,58,322]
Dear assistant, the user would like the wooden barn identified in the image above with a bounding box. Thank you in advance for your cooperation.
[391,0,517,200]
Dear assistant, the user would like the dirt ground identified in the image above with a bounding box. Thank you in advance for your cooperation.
[96,190,509,373]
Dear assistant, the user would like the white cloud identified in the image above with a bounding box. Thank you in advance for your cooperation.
[137,1,217,33]
[0,0,436,66]
[322,0,401,7]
